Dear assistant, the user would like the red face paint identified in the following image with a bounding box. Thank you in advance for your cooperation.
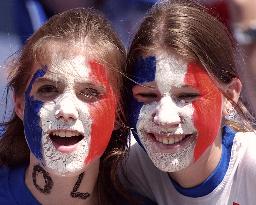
[185,63,222,160]
[85,60,117,164]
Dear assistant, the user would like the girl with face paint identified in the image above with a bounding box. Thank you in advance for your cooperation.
[122,1,256,205]
[0,8,156,205]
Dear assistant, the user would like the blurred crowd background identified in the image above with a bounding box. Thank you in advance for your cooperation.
[0,0,256,129]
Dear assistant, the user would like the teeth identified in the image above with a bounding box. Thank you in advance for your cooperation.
[155,135,186,145]
[51,130,81,138]
[163,138,169,144]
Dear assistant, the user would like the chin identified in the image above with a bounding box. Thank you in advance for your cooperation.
[143,138,196,173]
[152,155,194,173]
[42,153,88,176]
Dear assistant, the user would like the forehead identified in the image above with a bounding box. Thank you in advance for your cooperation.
[133,53,189,83]
[43,55,91,80]
[155,53,189,89]
[133,52,190,86]
[133,52,219,94]
[32,41,108,82]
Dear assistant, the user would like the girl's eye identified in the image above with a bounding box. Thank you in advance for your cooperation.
[134,92,158,103]
[176,93,200,102]
[38,85,58,93]
[36,85,59,99]
[78,87,102,102]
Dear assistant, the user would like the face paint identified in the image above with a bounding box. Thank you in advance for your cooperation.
[130,53,222,172]
[24,68,47,161]
[85,61,116,164]
[185,63,222,160]
[127,57,156,147]
[24,56,116,175]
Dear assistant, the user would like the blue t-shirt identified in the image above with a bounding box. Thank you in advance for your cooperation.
[0,165,40,205]
[0,165,156,205]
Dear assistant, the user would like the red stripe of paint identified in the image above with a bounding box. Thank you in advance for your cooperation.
[233,203,239,205]
[85,60,117,164]
[185,63,222,160]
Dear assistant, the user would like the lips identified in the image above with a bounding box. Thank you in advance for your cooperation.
[49,130,84,153]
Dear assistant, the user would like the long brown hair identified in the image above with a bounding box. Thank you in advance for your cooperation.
[125,0,254,131]
[0,8,128,205]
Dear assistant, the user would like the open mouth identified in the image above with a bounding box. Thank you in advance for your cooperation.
[49,130,84,147]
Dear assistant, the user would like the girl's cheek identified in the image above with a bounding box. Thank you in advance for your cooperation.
[185,63,223,160]
[192,93,222,160]
[85,96,116,164]
[86,60,117,164]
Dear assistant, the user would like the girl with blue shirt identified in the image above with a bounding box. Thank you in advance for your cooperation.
[0,8,155,205]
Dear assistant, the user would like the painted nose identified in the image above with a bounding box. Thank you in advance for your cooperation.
[55,94,79,122]
[152,95,180,127]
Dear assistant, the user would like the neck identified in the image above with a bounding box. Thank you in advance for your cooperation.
[169,134,222,188]
[25,154,99,205]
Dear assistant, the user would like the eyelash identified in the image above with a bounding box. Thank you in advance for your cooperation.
[78,87,102,101]
[37,85,58,94]
[176,93,200,101]
[136,93,158,98]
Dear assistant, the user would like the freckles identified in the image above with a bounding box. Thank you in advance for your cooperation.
[185,63,222,160]
[85,60,117,164]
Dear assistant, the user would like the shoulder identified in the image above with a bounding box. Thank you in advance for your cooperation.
[122,143,168,201]
[234,131,256,157]
[234,131,256,175]
[0,164,40,205]
[0,166,17,204]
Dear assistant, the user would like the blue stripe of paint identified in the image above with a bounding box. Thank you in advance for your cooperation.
[127,56,156,147]
[128,96,144,147]
[24,67,47,161]
[132,56,156,84]
[170,126,235,197]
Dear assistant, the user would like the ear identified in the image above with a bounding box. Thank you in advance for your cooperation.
[222,78,242,116]
[14,94,24,120]
[224,78,242,103]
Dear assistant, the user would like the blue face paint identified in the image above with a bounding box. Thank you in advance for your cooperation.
[131,56,156,84]
[24,67,47,161]
[127,56,156,146]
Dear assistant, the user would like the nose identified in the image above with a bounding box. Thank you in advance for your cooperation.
[55,93,79,122]
[152,95,181,128]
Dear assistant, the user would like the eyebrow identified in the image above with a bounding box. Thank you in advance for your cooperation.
[34,76,93,84]
[180,85,193,88]
[138,82,157,90]
[34,77,57,84]
[173,85,199,93]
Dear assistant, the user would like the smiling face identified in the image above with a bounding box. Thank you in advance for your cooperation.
[20,45,116,176]
[130,52,223,172]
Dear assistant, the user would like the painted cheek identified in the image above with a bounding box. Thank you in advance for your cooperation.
[24,68,47,161]
[85,61,117,164]
[185,63,222,160]
[127,56,156,146]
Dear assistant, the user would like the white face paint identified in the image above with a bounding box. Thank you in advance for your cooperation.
[135,53,197,172]
[31,56,94,175]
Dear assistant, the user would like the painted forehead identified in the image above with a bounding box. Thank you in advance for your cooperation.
[35,56,110,85]
[133,54,213,92]
[43,55,89,78]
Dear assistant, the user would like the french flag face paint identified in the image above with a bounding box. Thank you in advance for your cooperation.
[130,53,222,172]
[23,56,116,175]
